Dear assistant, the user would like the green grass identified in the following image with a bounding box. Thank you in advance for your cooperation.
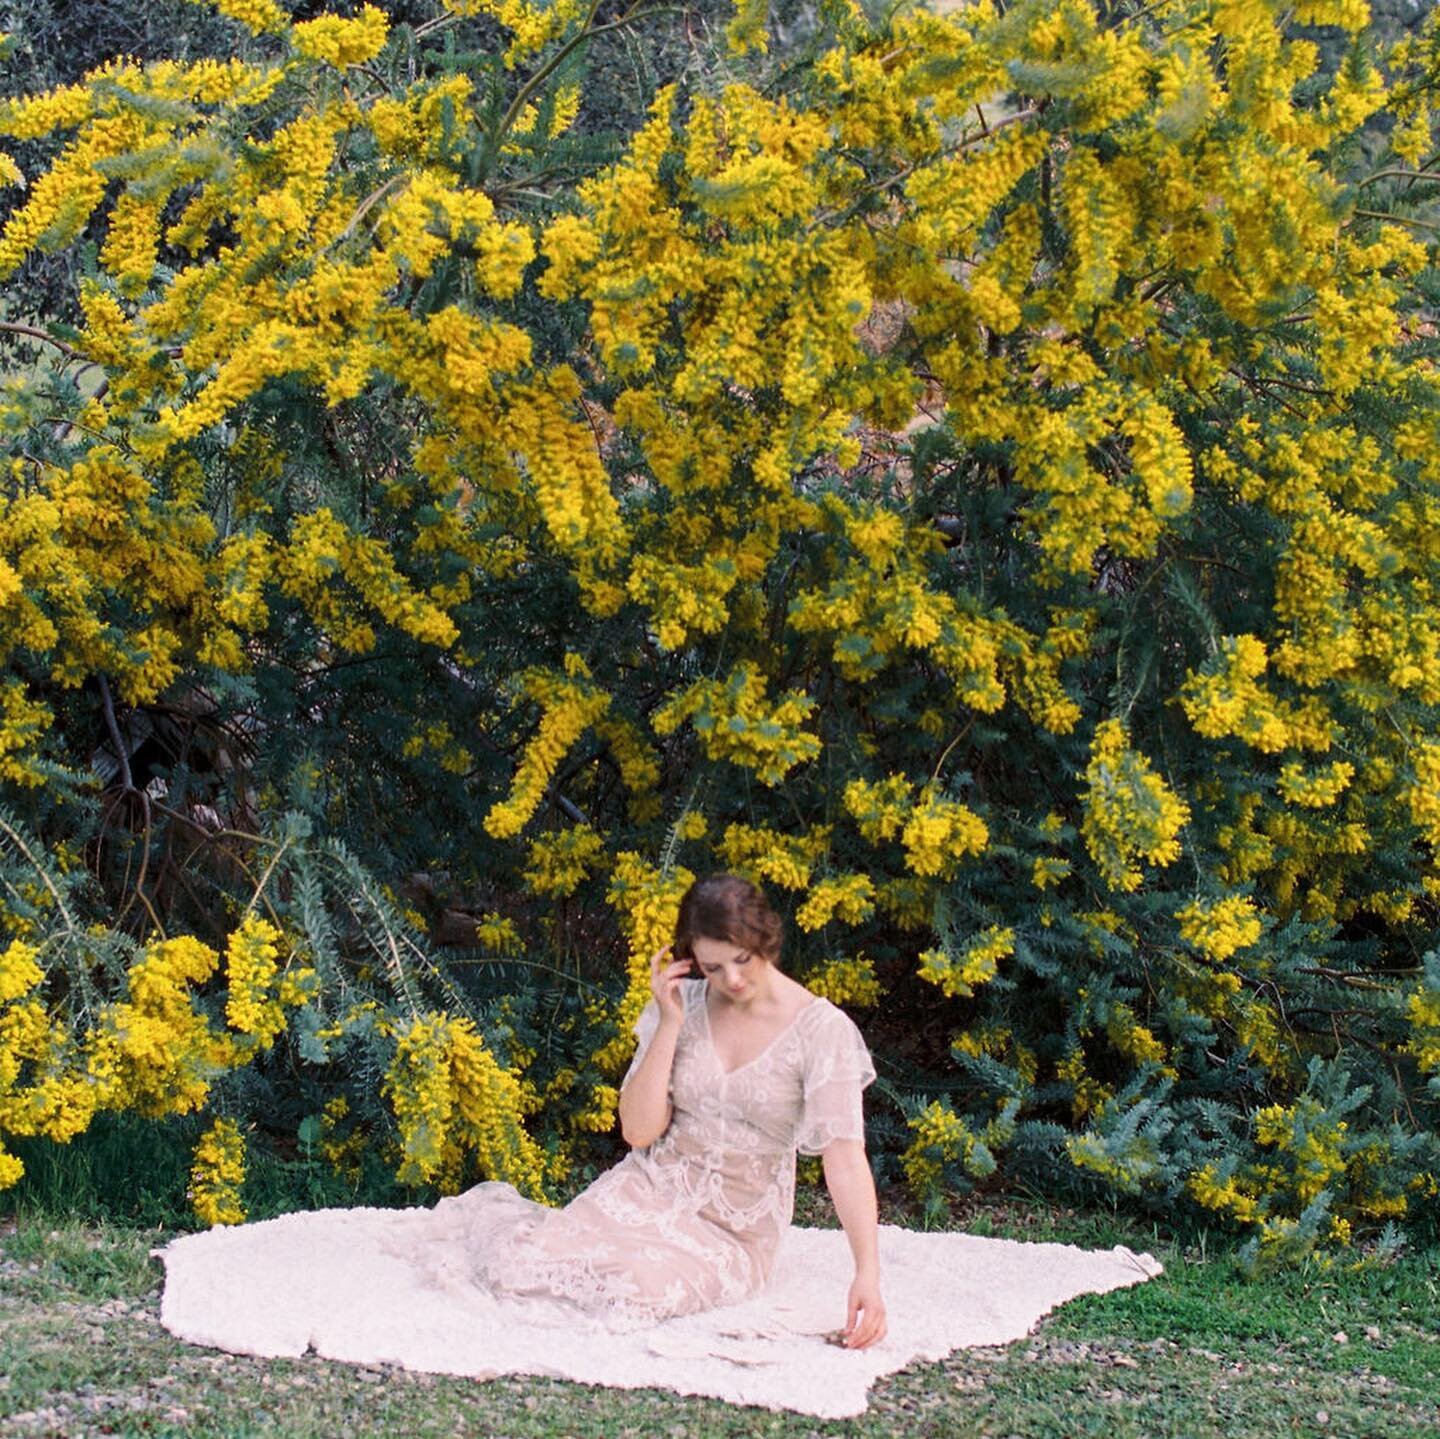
[2,1186,1438,1439]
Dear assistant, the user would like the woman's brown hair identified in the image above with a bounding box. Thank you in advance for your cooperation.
[672,873,783,966]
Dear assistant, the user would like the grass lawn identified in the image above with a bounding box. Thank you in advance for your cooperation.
[2,1187,1436,1439]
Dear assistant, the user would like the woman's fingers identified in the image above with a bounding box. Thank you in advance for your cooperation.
[843,1302,885,1349]
[651,946,691,1019]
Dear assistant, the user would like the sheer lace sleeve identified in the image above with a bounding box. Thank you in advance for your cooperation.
[794,1003,877,1156]
[618,997,662,1093]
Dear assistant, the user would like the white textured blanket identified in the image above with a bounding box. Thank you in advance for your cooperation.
[151,1206,1163,1418]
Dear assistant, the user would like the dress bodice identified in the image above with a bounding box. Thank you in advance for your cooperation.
[637,978,875,1168]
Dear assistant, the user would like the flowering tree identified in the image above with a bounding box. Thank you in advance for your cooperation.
[2,0,1439,1260]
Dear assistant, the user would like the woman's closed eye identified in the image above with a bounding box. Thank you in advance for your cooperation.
[701,953,751,975]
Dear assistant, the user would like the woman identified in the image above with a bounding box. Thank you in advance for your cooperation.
[464,872,886,1347]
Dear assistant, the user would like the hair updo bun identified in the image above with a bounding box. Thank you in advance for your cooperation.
[673,873,783,967]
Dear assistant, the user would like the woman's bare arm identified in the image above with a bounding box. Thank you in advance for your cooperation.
[617,1015,681,1147]
[822,1138,887,1348]
[617,946,691,1148]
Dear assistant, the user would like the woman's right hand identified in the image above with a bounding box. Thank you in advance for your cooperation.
[650,943,692,1028]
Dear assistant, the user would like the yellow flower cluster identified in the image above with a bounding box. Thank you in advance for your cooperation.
[0,83,91,140]
[0,938,43,1003]
[570,1083,618,1133]
[100,193,163,298]
[842,775,912,842]
[1064,1127,1161,1194]
[1215,794,1276,886]
[795,874,875,933]
[278,508,459,655]
[901,1101,979,1201]
[900,1098,1013,1202]
[802,956,881,1008]
[188,1116,247,1227]
[103,935,239,1119]
[1187,1162,1261,1224]
[716,823,831,891]
[0,681,51,787]
[1401,742,1440,849]
[1031,856,1072,890]
[788,512,1012,711]
[1104,1003,1171,1072]
[917,926,1014,999]
[474,914,520,952]
[1080,719,1190,892]
[291,6,389,68]
[1232,993,1295,1079]
[442,0,584,67]
[1174,894,1263,963]
[523,824,606,898]
[1253,1097,1349,1205]
[597,853,694,1073]
[0,111,136,295]
[1175,639,1330,754]
[594,714,662,823]
[841,775,989,879]
[401,721,474,776]
[318,1095,366,1183]
[445,1016,547,1196]
[224,915,316,1051]
[1056,1046,1113,1120]
[484,658,612,839]
[381,1011,545,1196]
[627,553,739,651]
[652,662,821,786]
[952,1024,1038,1087]
[1277,760,1355,809]
[902,785,989,879]
[1404,982,1440,1076]
[209,0,289,35]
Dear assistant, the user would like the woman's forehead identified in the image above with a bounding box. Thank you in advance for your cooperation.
[691,935,752,962]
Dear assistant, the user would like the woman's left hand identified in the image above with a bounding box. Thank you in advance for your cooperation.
[841,1272,886,1349]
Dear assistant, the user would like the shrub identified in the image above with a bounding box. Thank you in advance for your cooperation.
[1,0,1439,1263]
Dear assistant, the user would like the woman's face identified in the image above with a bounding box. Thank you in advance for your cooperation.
[689,934,768,1001]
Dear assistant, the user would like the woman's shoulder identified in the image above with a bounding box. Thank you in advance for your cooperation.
[795,991,855,1037]
[797,995,876,1084]
[797,992,869,1048]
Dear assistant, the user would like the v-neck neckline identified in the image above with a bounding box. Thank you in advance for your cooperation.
[700,986,820,1079]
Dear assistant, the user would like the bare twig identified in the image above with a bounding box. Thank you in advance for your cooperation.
[1351,208,1440,234]
[97,675,135,793]
[0,322,82,359]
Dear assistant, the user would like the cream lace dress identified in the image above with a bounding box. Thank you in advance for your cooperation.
[412,977,876,1330]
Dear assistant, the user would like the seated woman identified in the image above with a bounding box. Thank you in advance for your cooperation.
[448,872,885,1347]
